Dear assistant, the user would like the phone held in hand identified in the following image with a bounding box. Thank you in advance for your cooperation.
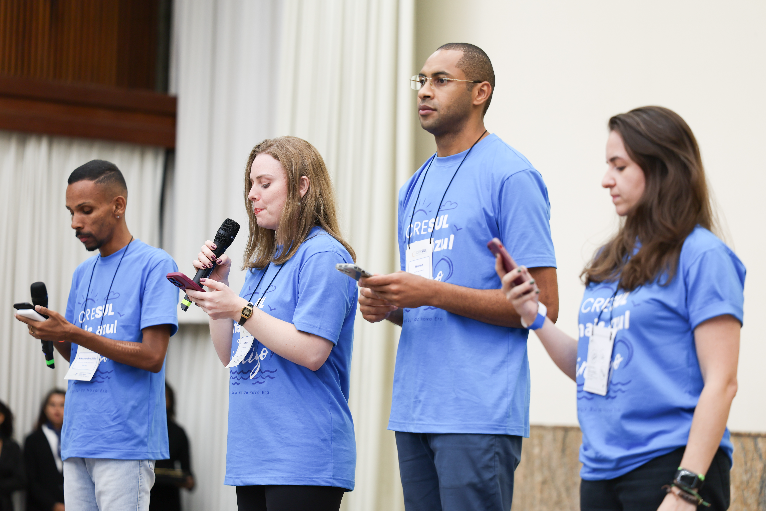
[13,302,48,322]
[335,263,373,281]
[487,238,526,286]
[166,272,205,293]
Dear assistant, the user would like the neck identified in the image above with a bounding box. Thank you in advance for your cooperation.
[434,119,488,157]
[99,223,133,257]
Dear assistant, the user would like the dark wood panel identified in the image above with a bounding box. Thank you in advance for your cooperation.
[0,0,161,90]
[0,76,176,147]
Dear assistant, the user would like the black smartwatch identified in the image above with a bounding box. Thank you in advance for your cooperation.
[674,467,705,492]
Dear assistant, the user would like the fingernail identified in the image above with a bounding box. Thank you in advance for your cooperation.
[529,279,535,284]
[212,244,217,249]
[217,259,223,265]
[536,290,540,294]
[517,268,522,273]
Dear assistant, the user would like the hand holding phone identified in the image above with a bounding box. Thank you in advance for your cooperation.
[487,238,526,286]
[14,302,48,322]
[167,272,205,293]
[336,263,373,281]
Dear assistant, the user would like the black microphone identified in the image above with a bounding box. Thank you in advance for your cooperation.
[30,282,55,369]
[180,218,240,312]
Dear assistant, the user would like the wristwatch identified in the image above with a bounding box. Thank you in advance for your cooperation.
[238,302,254,326]
[521,302,547,330]
[674,467,705,492]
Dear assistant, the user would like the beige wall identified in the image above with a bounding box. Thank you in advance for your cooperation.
[414,0,766,432]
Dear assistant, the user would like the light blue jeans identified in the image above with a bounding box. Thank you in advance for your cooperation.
[63,458,155,511]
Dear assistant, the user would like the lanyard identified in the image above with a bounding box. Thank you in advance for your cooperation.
[594,286,620,328]
[245,234,323,306]
[79,237,133,331]
[407,130,487,248]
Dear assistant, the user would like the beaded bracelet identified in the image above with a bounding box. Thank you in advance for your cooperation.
[662,484,711,508]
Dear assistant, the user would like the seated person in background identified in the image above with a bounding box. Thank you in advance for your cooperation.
[24,389,66,511]
[0,400,25,511]
[150,383,194,511]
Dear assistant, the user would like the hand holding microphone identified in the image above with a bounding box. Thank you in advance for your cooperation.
[167,218,240,312]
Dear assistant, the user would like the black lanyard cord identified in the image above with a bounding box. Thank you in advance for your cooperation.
[79,238,133,331]
[407,130,487,248]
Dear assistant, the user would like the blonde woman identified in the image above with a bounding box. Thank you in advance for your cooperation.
[185,137,357,511]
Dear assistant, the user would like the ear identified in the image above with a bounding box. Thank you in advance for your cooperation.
[113,195,127,219]
[298,176,310,198]
[473,82,492,109]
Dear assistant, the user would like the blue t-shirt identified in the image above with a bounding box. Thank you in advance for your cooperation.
[224,228,358,490]
[62,239,179,460]
[576,227,745,480]
[389,134,557,436]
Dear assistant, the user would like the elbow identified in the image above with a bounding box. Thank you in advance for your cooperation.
[725,377,738,402]
[146,354,166,373]
[305,348,332,372]
[546,304,559,324]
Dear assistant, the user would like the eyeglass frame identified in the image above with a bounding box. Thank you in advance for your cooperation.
[410,74,483,91]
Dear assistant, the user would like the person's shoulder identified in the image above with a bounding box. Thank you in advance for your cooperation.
[299,228,352,263]
[681,227,742,268]
[478,134,537,177]
[24,428,45,446]
[130,240,175,266]
[74,254,99,275]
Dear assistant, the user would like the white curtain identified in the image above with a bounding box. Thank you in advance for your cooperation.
[169,1,414,510]
[0,131,165,483]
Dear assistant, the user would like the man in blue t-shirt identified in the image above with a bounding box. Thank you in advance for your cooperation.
[16,160,178,511]
[359,44,559,511]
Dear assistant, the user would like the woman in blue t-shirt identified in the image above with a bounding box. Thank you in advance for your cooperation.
[496,106,743,510]
[184,136,358,511]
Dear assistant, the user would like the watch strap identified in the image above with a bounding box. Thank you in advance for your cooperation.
[521,302,547,329]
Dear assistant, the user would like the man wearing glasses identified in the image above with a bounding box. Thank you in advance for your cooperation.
[359,43,559,510]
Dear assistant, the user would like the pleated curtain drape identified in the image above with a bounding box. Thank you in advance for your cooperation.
[168,1,413,510]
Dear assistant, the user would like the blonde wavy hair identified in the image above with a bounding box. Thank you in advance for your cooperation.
[242,136,355,269]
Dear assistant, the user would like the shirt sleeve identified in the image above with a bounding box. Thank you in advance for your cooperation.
[140,255,180,336]
[65,270,78,324]
[685,245,746,329]
[292,250,355,345]
[497,169,557,269]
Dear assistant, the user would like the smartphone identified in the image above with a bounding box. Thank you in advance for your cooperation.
[487,238,526,285]
[335,263,373,281]
[166,272,205,293]
[13,302,48,322]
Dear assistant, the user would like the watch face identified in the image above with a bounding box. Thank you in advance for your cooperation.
[675,469,702,490]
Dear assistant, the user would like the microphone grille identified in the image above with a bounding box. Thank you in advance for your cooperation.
[31,281,48,307]
[213,218,240,248]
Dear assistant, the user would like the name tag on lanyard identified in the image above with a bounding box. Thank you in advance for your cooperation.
[64,346,101,381]
[405,238,434,280]
[583,324,617,396]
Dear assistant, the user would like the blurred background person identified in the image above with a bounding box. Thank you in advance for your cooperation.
[0,401,25,511]
[150,383,194,511]
[24,389,66,511]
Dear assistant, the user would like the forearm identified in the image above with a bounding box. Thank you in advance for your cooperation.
[532,318,578,380]
[429,282,523,327]
[679,381,737,475]
[66,327,164,372]
[53,341,72,362]
[243,309,332,371]
[208,317,234,366]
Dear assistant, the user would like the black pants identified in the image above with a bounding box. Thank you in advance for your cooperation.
[235,485,345,511]
[580,447,731,511]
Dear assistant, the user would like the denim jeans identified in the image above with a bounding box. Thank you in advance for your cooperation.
[64,457,155,511]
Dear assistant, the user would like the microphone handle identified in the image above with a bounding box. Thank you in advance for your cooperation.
[41,340,55,369]
[181,245,227,311]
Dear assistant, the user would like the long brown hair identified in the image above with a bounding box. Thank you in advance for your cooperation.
[243,136,355,269]
[582,106,715,291]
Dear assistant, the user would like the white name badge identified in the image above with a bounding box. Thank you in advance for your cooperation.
[227,331,255,368]
[64,346,101,381]
[405,238,433,280]
[583,325,617,396]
